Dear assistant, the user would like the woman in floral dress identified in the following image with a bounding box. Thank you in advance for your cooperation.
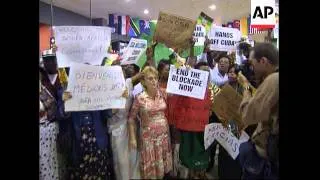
[128,66,173,179]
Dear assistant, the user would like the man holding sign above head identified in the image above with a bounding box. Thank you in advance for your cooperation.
[210,54,230,87]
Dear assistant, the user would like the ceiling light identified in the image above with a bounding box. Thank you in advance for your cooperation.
[209,4,216,11]
[125,0,131,2]
[144,9,149,14]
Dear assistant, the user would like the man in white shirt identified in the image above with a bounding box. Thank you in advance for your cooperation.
[210,55,230,87]
[197,39,228,86]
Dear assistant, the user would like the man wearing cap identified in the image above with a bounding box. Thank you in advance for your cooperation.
[40,49,68,120]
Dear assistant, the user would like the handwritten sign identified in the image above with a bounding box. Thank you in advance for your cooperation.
[154,12,196,50]
[193,12,213,47]
[193,25,206,47]
[121,38,147,65]
[53,26,112,67]
[119,42,128,57]
[65,62,126,112]
[166,65,209,100]
[208,26,241,52]
[211,84,244,130]
[204,123,249,160]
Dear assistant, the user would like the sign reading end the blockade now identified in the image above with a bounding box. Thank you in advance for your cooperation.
[208,26,241,52]
[65,63,126,112]
[166,65,209,100]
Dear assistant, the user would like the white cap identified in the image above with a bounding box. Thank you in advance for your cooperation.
[42,49,56,58]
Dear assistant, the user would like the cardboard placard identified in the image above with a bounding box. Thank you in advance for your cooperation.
[211,84,244,129]
[154,12,196,51]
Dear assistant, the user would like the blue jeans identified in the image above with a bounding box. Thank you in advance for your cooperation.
[239,141,278,180]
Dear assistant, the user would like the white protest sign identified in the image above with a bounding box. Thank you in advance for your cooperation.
[273,23,279,39]
[251,0,276,29]
[208,26,241,52]
[119,42,128,57]
[166,65,209,100]
[204,123,250,160]
[65,62,126,112]
[53,26,111,67]
[193,25,206,46]
[121,38,147,65]
[235,49,242,65]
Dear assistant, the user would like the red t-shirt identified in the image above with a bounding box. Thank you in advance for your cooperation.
[172,89,212,132]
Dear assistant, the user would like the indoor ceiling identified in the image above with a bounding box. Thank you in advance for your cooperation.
[40,0,252,24]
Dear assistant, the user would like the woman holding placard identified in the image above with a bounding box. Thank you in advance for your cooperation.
[174,62,212,179]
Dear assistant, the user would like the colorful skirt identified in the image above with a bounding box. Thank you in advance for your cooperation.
[40,121,59,180]
[139,124,173,179]
[70,121,113,180]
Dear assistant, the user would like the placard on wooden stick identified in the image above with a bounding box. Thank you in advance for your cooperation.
[211,84,244,130]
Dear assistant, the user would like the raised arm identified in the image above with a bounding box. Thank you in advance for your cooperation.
[128,96,141,149]
[239,73,279,126]
[131,71,144,87]
[190,38,196,58]
[142,41,158,70]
